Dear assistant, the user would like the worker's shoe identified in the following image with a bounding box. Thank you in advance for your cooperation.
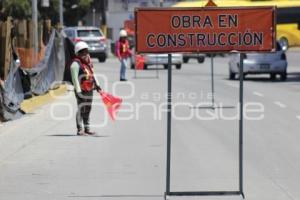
[77,130,87,136]
[85,130,96,136]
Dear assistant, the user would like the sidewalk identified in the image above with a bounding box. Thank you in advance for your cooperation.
[20,84,68,113]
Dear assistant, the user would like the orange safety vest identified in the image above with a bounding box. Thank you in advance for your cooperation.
[116,40,131,59]
[73,57,95,92]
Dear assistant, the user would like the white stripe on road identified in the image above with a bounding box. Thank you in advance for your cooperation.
[226,82,239,88]
[274,101,287,108]
[253,92,264,97]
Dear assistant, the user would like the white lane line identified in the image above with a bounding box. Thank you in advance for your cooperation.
[253,92,264,97]
[274,101,287,108]
[296,116,300,120]
[226,82,239,88]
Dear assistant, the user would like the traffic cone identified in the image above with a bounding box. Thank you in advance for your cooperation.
[136,55,145,70]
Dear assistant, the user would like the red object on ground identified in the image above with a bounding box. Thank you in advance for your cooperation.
[135,54,145,70]
[99,91,122,120]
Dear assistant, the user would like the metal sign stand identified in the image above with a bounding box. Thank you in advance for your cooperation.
[166,53,172,196]
[210,54,215,107]
[165,53,245,200]
[192,54,235,110]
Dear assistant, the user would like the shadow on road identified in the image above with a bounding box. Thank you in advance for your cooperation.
[226,72,300,82]
[46,134,110,138]
[68,194,163,198]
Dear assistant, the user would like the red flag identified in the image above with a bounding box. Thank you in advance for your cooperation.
[99,91,122,120]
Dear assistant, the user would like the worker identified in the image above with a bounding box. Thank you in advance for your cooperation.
[70,41,102,136]
[115,29,132,81]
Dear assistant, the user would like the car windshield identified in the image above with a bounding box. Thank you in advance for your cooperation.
[77,30,102,37]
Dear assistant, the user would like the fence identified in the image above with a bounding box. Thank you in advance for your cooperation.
[0,17,52,80]
[0,17,12,80]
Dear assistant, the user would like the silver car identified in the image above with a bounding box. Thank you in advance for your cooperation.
[229,42,287,80]
[63,26,108,62]
[130,48,183,70]
[183,53,205,63]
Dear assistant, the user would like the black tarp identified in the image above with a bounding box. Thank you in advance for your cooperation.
[0,30,67,121]
[63,36,75,84]
[0,60,24,121]
[26,30,65,95]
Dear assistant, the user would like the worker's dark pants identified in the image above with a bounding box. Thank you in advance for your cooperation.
[75,90,93,132]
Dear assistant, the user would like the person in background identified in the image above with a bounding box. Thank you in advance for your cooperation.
[115,29,132,81]
[70,41,102,136]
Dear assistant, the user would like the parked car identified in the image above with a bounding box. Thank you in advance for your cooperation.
[129,48,183,70]
[63,26,108,62]
[228,42,287,80]
[183,53,205,63]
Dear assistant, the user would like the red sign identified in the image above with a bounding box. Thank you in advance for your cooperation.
[135,7,276,53]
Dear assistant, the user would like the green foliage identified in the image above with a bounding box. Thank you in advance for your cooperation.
[3,0,31,19]
[1,0,93,25]
[63,0,93,26]
[38,0,59,23]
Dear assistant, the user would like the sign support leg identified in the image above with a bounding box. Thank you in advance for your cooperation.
[239,53,245,199]
[165,54,172,198]
[134,62,137,79]
[210,54,215,107]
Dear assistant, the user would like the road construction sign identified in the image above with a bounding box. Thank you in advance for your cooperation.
[135,7,276,53]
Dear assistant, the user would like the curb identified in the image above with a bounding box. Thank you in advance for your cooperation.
[21,85,67,113]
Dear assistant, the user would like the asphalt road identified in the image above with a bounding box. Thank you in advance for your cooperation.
[0,50,300,200]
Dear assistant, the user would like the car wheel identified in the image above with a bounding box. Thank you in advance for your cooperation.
[98,56,106,63]
[130,63,135,69]
[206,53,216,57]
[270,73,276,80]
[176,64,182,70]
[197,56,205,63]
[129,57,135,69]
[280,72,287,81]
[237,73,246,80]
[279,37,289,51]
[183,57,189,63]
[164,64,168,69]
[229,71,236,80]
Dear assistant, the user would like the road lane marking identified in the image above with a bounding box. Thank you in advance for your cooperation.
[253,92,264,97]
[274,101,287,108]
[226,82,239,88]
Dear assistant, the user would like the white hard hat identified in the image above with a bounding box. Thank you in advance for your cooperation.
[75,41,89,54]
[119,29,127,37]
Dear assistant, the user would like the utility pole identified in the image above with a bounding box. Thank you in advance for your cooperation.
[59,0,64,27]
[100,0,107,36]
[93,8,96,26]
[32,0,38,54]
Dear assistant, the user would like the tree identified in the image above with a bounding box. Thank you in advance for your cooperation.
[39,0,93,25]
[63,0,93,26]
[38,0,59,23]
[1,0,92,25]
[2,0,31,19]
